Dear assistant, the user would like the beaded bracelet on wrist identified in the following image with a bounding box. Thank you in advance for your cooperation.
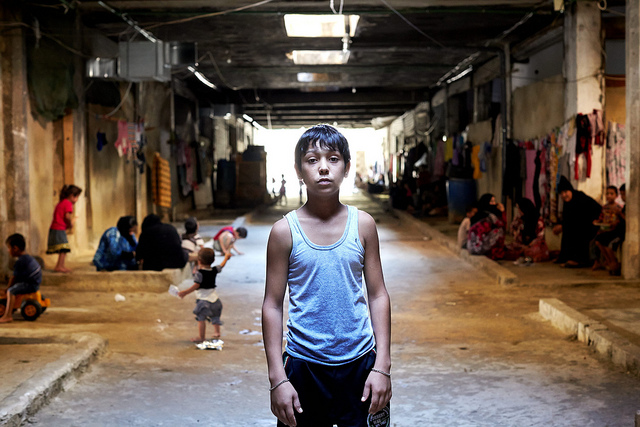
[371,368,391,378]
[269,378,290,392]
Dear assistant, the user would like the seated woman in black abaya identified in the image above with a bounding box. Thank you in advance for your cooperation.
[552,176,601,268]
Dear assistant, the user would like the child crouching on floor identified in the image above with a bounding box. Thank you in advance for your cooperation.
[1,234,42,323]
[178,248,231,342]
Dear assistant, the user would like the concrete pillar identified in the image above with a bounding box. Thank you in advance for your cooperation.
[563,0,605,198]
[624,0,640,279]
[0,5,30,276]
[564,1,604,118]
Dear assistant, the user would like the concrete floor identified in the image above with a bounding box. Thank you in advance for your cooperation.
[4,191,640,426]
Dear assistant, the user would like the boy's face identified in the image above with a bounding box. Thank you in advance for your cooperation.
[6,244,20,257]
[295,143,350,193]
[605,188,617,203]
[467,207,477,218]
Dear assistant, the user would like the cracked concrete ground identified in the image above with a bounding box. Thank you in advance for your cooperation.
[3,192,639,426]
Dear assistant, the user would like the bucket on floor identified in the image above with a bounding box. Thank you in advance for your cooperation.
[446,178,477,223]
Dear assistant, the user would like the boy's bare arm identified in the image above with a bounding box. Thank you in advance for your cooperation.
[262,219,302,426]
[178,282,200,299]
[218,253,232,269]
[359,211,392,414]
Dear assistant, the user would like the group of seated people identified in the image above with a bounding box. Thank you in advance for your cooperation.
[93,214,247,272]
[458,176,625,273]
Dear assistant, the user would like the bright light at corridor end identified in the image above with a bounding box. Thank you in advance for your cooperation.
[284,14,359,38]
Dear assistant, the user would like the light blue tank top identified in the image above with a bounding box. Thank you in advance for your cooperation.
[284,205,375,365]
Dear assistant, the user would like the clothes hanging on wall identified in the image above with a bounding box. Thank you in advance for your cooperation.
[472,145,482,179]
[524,149,537,203]
[444,137,454,162]
[434,139,445,178]
[115,120,129,157]
[503,141,522,201]
[96,131,107,151]
[606,122,626,188]
[575,114,592,179]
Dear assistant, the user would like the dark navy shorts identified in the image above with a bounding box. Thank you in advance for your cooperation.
[278,349,390,427]
[193,299,222,324]
[8,282,39,295]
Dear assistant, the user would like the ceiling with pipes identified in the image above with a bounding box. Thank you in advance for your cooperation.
[20,1,627,127]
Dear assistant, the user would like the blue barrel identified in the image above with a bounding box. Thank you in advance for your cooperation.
[446,178,477,223]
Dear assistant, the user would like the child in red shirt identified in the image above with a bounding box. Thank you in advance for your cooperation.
[46,185,82,273]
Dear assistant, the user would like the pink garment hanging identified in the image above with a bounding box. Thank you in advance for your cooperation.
[115,120,129,157]
[524,149,537,202]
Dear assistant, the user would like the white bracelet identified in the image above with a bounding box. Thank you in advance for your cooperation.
[269,378,290,392]
[371,368,391,378]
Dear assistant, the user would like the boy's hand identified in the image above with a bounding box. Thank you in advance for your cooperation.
[361,371,392,414]
[177,290,187,299]
[270,381,302,427]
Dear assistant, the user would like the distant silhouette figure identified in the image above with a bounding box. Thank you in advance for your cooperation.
[279,174,287,205]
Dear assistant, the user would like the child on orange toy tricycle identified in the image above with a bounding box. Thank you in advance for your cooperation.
[0,234,47,323]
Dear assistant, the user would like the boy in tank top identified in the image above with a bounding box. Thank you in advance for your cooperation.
[262,124,392,427]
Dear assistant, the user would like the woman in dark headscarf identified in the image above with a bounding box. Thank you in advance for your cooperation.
[136,214,188,271]
[93,216,139,271]
[468,193,507,260]
[552,176,601,267]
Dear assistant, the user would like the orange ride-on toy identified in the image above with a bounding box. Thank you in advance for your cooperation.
[0,290,50,321]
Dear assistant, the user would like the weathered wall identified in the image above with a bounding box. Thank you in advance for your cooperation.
[86,106,137,250]
[26,115,55,258]
[139,82,172,220]
[606,83,626,125]
[85,81,172,250]
[512,74,565,141]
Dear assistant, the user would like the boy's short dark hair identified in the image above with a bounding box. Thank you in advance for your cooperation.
[185,217,198,234]
[198,248,215,265]
[6,233,26,251]
[607,185,618,195]
[466,203,478,213]
[236,227,248,238]
[294,124,351,170]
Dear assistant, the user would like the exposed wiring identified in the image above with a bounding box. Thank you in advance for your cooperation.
[205,50,245,91]
[330,0,344,15]
[98,1,157,43]
[490,12,534,44]
[0,21,87,57]
[144,0,276,30]
[104,81,133,117]
[377,0,445,48]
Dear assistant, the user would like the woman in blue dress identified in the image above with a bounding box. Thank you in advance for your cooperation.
[93,216,139,271]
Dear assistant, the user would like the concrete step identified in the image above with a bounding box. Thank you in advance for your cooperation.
[43,267,191,293]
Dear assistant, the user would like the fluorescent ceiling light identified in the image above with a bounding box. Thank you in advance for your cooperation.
[446,66,473,84]
[292,50,350,65]
[284,14,359,37]
[188,66,217,90]
[296,72,340,83]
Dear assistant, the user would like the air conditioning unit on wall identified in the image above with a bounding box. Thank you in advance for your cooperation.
[118,41,171,82]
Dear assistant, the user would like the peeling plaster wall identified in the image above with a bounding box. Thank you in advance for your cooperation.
[26,115,55,258]
[512,74,565,141]
[85,82,172,251]
[86,105,136,252]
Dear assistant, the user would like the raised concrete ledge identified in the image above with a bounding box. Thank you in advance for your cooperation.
[43,266,191,292]
[392,207,519,286]
[540,298,640,377]
[0,332,107,427]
